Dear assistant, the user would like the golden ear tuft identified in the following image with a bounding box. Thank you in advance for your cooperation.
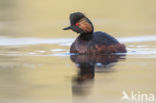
[78,18,93,33]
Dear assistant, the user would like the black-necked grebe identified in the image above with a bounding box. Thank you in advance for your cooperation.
[63,12,127,54]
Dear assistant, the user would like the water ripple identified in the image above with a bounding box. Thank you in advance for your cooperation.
[0,35,155,46]
[0,35,156,57]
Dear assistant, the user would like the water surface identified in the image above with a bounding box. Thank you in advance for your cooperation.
[0,35,156,103]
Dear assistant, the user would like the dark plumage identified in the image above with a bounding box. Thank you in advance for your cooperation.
[63,12,127,54]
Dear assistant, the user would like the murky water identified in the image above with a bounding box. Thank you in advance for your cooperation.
[0,0,156,103]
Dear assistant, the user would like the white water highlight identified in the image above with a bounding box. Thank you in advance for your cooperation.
[0,35,155,46]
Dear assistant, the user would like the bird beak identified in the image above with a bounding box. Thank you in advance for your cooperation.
[63,26,72,30]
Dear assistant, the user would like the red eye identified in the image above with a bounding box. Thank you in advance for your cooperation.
[75,23,79,26]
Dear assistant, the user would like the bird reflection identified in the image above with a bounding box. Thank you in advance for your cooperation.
[70,54,126,96]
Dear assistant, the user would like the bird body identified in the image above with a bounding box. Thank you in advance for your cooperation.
[70,31,126,54]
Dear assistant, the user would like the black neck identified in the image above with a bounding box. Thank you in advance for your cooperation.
[79,33,93,40]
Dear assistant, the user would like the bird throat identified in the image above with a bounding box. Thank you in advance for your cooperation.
[79,33,93,41]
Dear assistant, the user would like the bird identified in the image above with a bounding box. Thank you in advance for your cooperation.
[63,12,127,54]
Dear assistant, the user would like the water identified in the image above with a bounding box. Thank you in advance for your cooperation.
[0,0,156,103]
[0,36,156,103]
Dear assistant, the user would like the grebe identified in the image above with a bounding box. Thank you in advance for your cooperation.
[63,12,126,54]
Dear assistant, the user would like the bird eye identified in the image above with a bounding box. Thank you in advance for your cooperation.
[75,23,79,26]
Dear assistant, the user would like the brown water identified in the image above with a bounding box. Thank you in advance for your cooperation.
[0,0,156,103]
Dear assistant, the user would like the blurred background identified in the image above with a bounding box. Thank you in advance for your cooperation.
[0,0,156,103]
[0,0,156,38]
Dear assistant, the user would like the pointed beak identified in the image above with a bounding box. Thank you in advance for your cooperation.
[63,26,72,30]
